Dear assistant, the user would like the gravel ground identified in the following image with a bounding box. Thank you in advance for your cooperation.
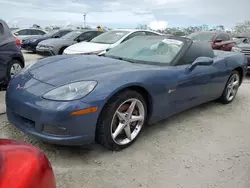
[1,53,250,188]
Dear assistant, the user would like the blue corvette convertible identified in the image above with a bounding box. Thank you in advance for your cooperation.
[6,36,247,150]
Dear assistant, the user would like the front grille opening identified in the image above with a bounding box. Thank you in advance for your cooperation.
[12,112,35,128]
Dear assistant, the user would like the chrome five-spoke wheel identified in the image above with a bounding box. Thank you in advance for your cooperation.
[219,70,241,104]
[96,90,147,151]
[226,73,240,101]
[111,98,145,145]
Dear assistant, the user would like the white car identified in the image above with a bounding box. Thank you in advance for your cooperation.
[63,29,162,55]
[12,28,47,40]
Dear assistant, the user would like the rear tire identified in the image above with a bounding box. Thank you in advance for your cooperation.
[219,70,240,104]
[96,90,147,151]
[3,60,23,86]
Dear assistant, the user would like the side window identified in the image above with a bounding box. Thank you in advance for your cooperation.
[177,42,214,65]
[77,32,96,42]
[31,29,45,35]
[122,31,146,42]
[15,29,30,35]
[145,31,159,36]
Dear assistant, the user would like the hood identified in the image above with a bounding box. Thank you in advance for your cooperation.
[64,42,111,54]
[28,55,151,86]
[235,43,250,49]
[38,38,73,46]
[22,35,51,43]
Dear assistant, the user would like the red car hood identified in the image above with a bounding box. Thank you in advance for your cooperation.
[0,139,56,188]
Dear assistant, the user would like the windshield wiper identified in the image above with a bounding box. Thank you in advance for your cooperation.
[106,55,135,63]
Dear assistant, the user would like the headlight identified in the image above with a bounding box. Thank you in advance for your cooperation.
[45,45,54,49]
[232,47,242,52]
[43,81,97,101]
[30,39,38,42]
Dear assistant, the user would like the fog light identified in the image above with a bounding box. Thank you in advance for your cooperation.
[43,125,69,135]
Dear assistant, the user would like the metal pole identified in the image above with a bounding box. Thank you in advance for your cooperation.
[83,13,87,28]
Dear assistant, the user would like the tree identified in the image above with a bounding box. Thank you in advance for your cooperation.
[232,21,250,35]
[215,25,225,31]
[136,24,149,30]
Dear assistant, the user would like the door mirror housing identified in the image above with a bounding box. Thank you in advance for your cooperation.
[188,57,213,71]
[53,35,60,38]
[214,38,223,43]
[14,32,18,36]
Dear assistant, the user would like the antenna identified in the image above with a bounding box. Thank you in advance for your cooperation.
[83,13,87,28]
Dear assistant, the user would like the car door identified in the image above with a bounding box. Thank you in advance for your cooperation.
[171,42,222,112]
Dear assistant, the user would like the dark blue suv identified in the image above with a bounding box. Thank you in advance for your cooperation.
[21,29,72,53]
[0,19,24,87]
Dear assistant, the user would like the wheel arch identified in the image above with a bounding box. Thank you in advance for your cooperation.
[233,67,243,85]
[12,56,25,67]
[101,84,154,122]
[58,46,68,55]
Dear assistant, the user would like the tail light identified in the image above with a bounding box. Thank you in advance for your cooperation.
[14,36,21,47]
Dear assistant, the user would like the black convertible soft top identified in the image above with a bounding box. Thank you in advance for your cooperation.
[0,19,15,46]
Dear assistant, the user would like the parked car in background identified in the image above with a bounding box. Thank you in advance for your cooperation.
[21,29,73,53]
[12,28,47,40]
[36,30,104,56]
[187,31,236,51]
[0,139,56,188]
[6,36,247,150]
[232,37,250,73]
[63,29,161,55]
[0,19,24,87]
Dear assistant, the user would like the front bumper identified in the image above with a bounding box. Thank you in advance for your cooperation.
[21,43,36,52]
[6,77,102,146]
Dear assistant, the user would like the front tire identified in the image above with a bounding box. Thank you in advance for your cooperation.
[96,90,147,151]
[219,70,240,104]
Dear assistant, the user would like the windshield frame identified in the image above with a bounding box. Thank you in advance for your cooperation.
[61,30,84,40]
[105,36,190,66]
[90,30,130,44]
[44,30,59,37]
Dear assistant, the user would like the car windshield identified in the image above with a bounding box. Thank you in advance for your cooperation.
[90,30,129,44]
[106,36,184,65]
[61,30,83,39]
[187,32,215,42]
[44,30,59,37]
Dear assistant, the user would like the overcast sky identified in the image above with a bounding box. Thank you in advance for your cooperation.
[1,0,250,29]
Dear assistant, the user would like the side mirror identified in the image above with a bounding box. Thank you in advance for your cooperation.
[53,35,60,38]
[14,32,18,36]
[76,39,81,42]
[188,57,213,71]
[214,38,223,43]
